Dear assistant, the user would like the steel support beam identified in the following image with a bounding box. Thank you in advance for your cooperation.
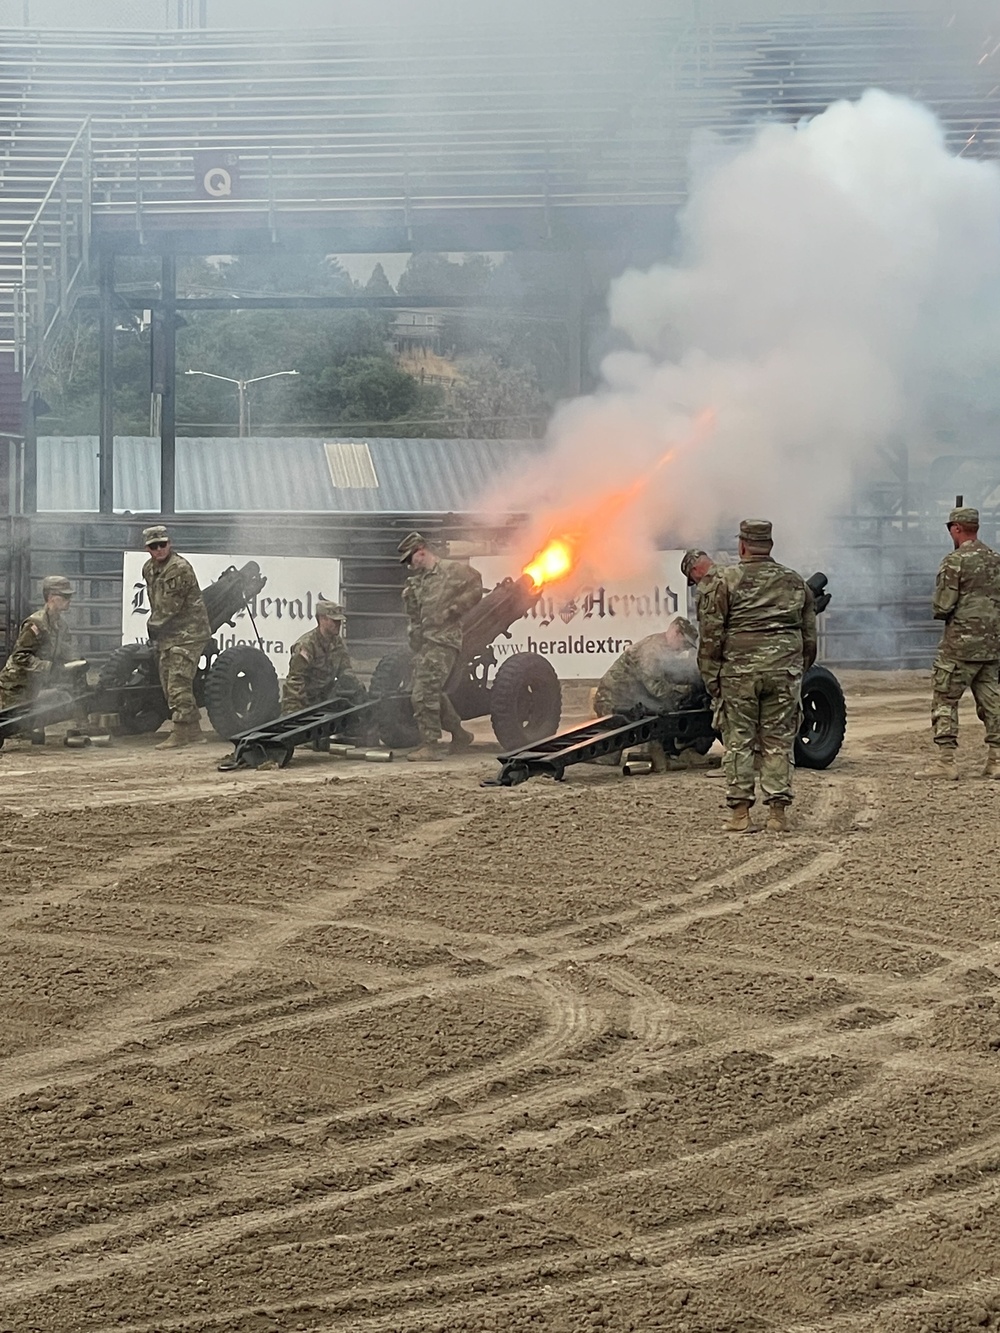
[98,252,114,515]
[160,255,177,515]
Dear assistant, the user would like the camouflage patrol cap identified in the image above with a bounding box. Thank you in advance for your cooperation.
[41,574,73,598]
[669,615,698,648]
[396,531,428,564]
[316,599,345,620]
[948,506,980,527]
[142,524,169,546]
[738,519,773,544]
[680,549,710,584]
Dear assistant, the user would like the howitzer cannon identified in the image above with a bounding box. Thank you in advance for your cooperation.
[487,570,848,785]
[0,561,280,747]
[369,572,562,750]
[96,561,279,739]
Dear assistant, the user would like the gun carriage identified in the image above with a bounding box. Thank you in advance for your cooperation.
[0,561,280,747]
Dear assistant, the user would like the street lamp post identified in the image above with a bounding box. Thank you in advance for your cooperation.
[184,369,300,437]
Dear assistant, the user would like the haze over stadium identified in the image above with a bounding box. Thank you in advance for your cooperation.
[503,87,1000,584]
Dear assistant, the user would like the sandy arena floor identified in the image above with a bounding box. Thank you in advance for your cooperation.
[1,670,1000,1332]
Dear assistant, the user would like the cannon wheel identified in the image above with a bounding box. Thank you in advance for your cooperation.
[795,664,847,770]
[490,652,562,750]
[370,648,420,749]
[97,645,170,735]
[204,646,280,740]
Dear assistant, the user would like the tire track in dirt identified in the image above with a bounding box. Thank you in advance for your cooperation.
[0,811,476,1100]
[49,1171,1000,1333]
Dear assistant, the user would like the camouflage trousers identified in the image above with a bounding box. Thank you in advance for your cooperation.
[718,667,802,807]
[411,643,463,744]
[931,656,1000,748]
[157,643,202,725]
[0,662,38,709]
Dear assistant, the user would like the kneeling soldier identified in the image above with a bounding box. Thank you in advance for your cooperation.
[0,574,78,709]
[282,600,364,714]
[594,617,702,771]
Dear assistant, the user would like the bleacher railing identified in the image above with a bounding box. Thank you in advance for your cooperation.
[13,118,91,385]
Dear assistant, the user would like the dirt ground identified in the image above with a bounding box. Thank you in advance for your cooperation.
[2,668,1000,1332]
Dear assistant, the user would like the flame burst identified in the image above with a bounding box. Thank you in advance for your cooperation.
[524,537,574,590]
[520,409,717,592]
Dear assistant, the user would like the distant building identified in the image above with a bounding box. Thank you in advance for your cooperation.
[391,310,444,356]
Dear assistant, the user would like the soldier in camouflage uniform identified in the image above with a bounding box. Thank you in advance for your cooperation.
[0,574,78,709]
[282,600,365,714]
[594,617,702,772]
[142,525,211,749]
[682,549,720,629]
[397,531,484,761]
[915,505,1000,780]
[698,519,817,834]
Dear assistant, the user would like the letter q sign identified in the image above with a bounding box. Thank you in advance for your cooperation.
[193,150,241,200]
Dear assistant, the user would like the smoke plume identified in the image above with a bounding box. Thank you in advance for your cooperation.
[498,89,1000,575]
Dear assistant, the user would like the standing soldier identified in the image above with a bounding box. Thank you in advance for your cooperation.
[142,525,211,749]
[0,574,78,708]
[698,520,816,834]
[916,505,1000,780]
[681,549,719,630]
[282,600,365,714]
[397,531,483,761]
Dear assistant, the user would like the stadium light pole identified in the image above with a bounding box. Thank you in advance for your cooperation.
[184,369,300,437]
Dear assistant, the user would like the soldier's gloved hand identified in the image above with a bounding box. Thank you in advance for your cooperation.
[146,622,160,642]
[408,628,423,652]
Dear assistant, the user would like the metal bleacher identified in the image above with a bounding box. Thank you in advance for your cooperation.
[1,9,998,386]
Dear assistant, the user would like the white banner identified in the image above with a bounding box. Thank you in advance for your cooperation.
[122,551,342,677]
[476,552,687,679]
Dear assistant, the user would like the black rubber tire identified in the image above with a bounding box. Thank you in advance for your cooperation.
[370,648,420,749]
[97,644,170,735]
[795,664,847,770]
[204,645,280,740]
[490,652,562,751]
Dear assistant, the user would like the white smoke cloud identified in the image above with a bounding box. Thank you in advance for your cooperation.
[498,89,1000,575]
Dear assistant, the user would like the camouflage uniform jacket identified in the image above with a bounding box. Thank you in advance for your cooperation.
[596,633,702,715]
[692,565,723,634]
[403,558,484,651]
[282,626,363,712]
[932,538,1000,662]
[0,605,72,687]
[697,555,817,695]
[143,551,211,650]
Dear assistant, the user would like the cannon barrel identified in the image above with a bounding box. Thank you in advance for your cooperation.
[201,561,267,635]
[457,574,538,663]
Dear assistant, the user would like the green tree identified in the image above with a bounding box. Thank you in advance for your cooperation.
[451,354,546,438]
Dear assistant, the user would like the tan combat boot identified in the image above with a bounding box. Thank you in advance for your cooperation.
[766,804,789,834]
[407,742,442,763]
[723,801,753,833]
[154,720,205,751]
[449,725,475,754]
[914,749,959,780]
[983,746,1000,779]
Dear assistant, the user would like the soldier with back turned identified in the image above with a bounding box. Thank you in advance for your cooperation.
[697,519,816,834]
